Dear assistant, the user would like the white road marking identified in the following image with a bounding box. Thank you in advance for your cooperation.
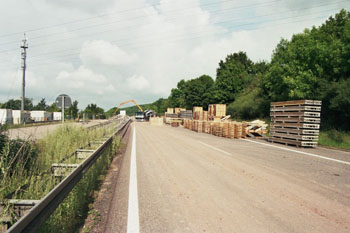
[242,139,350,166]
[198,141,232,156]
[127,127,140,233]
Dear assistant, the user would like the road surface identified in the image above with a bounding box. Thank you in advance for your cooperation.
[7,120,109,140]
[105,122,350,233]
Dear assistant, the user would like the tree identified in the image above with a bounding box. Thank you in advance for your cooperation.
[33,98,48,110]
[2,98,33,110]
[84,104,105,119]
[47,103,60,112]
[67,100,79,119]
[168,79,187,108]
[215,51,255,103]
[183,75,215,109]
[263,9,350,129]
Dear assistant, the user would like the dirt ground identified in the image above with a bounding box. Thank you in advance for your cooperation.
[79,125,131,233]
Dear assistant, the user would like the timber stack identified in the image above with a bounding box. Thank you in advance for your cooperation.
[183,104,247,139]
[269,100,322,147]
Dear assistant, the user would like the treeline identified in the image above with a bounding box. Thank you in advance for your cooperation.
[115,9,350,130]
[0,98,106,120]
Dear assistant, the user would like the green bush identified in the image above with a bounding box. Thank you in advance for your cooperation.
[227,84,269,121]
[319,129,350,150]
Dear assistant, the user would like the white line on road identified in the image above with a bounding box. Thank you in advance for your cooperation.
[127,127,140,233]
[198,141,232,156]
[242,139,350,166]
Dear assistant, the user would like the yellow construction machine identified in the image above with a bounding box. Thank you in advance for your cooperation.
[115,99,146,121]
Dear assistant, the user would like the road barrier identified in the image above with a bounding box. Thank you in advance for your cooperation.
[6,117,131,233]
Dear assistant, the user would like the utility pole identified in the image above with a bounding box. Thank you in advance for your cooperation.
[20,34,28,112]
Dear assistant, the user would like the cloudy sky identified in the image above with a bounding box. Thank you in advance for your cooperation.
[0,0,349,110]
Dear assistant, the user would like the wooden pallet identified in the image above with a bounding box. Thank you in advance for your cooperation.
[270,128,319,135]
[271,100,322,106]
[271,117,321,124]
[271,123,320,129]
[270,106,321,112]
[270,111,321,117]
[269,137,318,147]
[271,133,319,141]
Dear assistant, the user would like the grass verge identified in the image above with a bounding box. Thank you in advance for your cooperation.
[319,129,350,150]
[0,121,123,232]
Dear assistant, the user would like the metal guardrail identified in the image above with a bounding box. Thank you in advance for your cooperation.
[6,118,131,233]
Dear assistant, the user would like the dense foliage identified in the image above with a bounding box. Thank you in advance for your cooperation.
[263,9,350,128]
[115,9,349,130]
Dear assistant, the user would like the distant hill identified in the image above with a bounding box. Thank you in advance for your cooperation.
[106,98,169,117]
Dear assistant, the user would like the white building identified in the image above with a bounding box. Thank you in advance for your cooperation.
[30,111,52,122]
[0,109,13,125]
[12,110,31,124]
[120,110,126,116]
[53,112,62,121]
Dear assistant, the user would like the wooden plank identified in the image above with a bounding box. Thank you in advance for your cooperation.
[270,106,321,112]
[271,100,322,106]
[271,117,321,124]
[270,132,319,141]
[270,111,321,117]
[271,123,320,129]
[270,128,319,135]
[269,137,318,147]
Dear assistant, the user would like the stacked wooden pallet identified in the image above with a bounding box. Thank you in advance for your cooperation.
[179,110,193,119]
[183,120,246,139]
[269,100,321,147]
[208,104,226,121]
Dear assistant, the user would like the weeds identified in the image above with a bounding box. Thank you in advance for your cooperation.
[0,121,123,232]
[319,129,350,150]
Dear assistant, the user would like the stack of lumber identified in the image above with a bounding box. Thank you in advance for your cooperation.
[175,108,186,114]
[208,104,226,120]
[244,119,268,137]
[179,110,192,119]
[167,108,174,114]
[193,106,203,120]
[183,119,246,139]
[165,113,178,118]
[269,100,321,147]
[149,117,164,126]
[171,122,179,127]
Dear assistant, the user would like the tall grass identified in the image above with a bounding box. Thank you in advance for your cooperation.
[319,129,350,150]
[0,122,123,232]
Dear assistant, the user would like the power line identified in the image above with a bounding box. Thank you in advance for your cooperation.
[23,12,336,69]
[16,4,348,64]
[0,0,345,57]
[0,3,347,70]
[0,0,282,48]
[0,0,240,38]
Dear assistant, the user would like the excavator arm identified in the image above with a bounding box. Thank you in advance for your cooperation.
[115,99,143,114]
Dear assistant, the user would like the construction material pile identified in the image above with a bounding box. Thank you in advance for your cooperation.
[179,110,192,118]
[269,100,321,147]
[184,120,246,138]
[183,104,247,139]
[244,119,268,137]
[208,104,226,121]
[149,117,164,126]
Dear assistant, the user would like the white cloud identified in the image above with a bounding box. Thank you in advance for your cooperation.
[0,0,349,110]
[126,75,150,91]
[80,40,137,66]
[57,66,107,88]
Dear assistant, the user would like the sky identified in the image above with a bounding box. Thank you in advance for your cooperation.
[0,0,349,111]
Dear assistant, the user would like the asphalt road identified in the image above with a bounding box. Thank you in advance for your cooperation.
[105,122,350,233]
[7,120,109,140]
